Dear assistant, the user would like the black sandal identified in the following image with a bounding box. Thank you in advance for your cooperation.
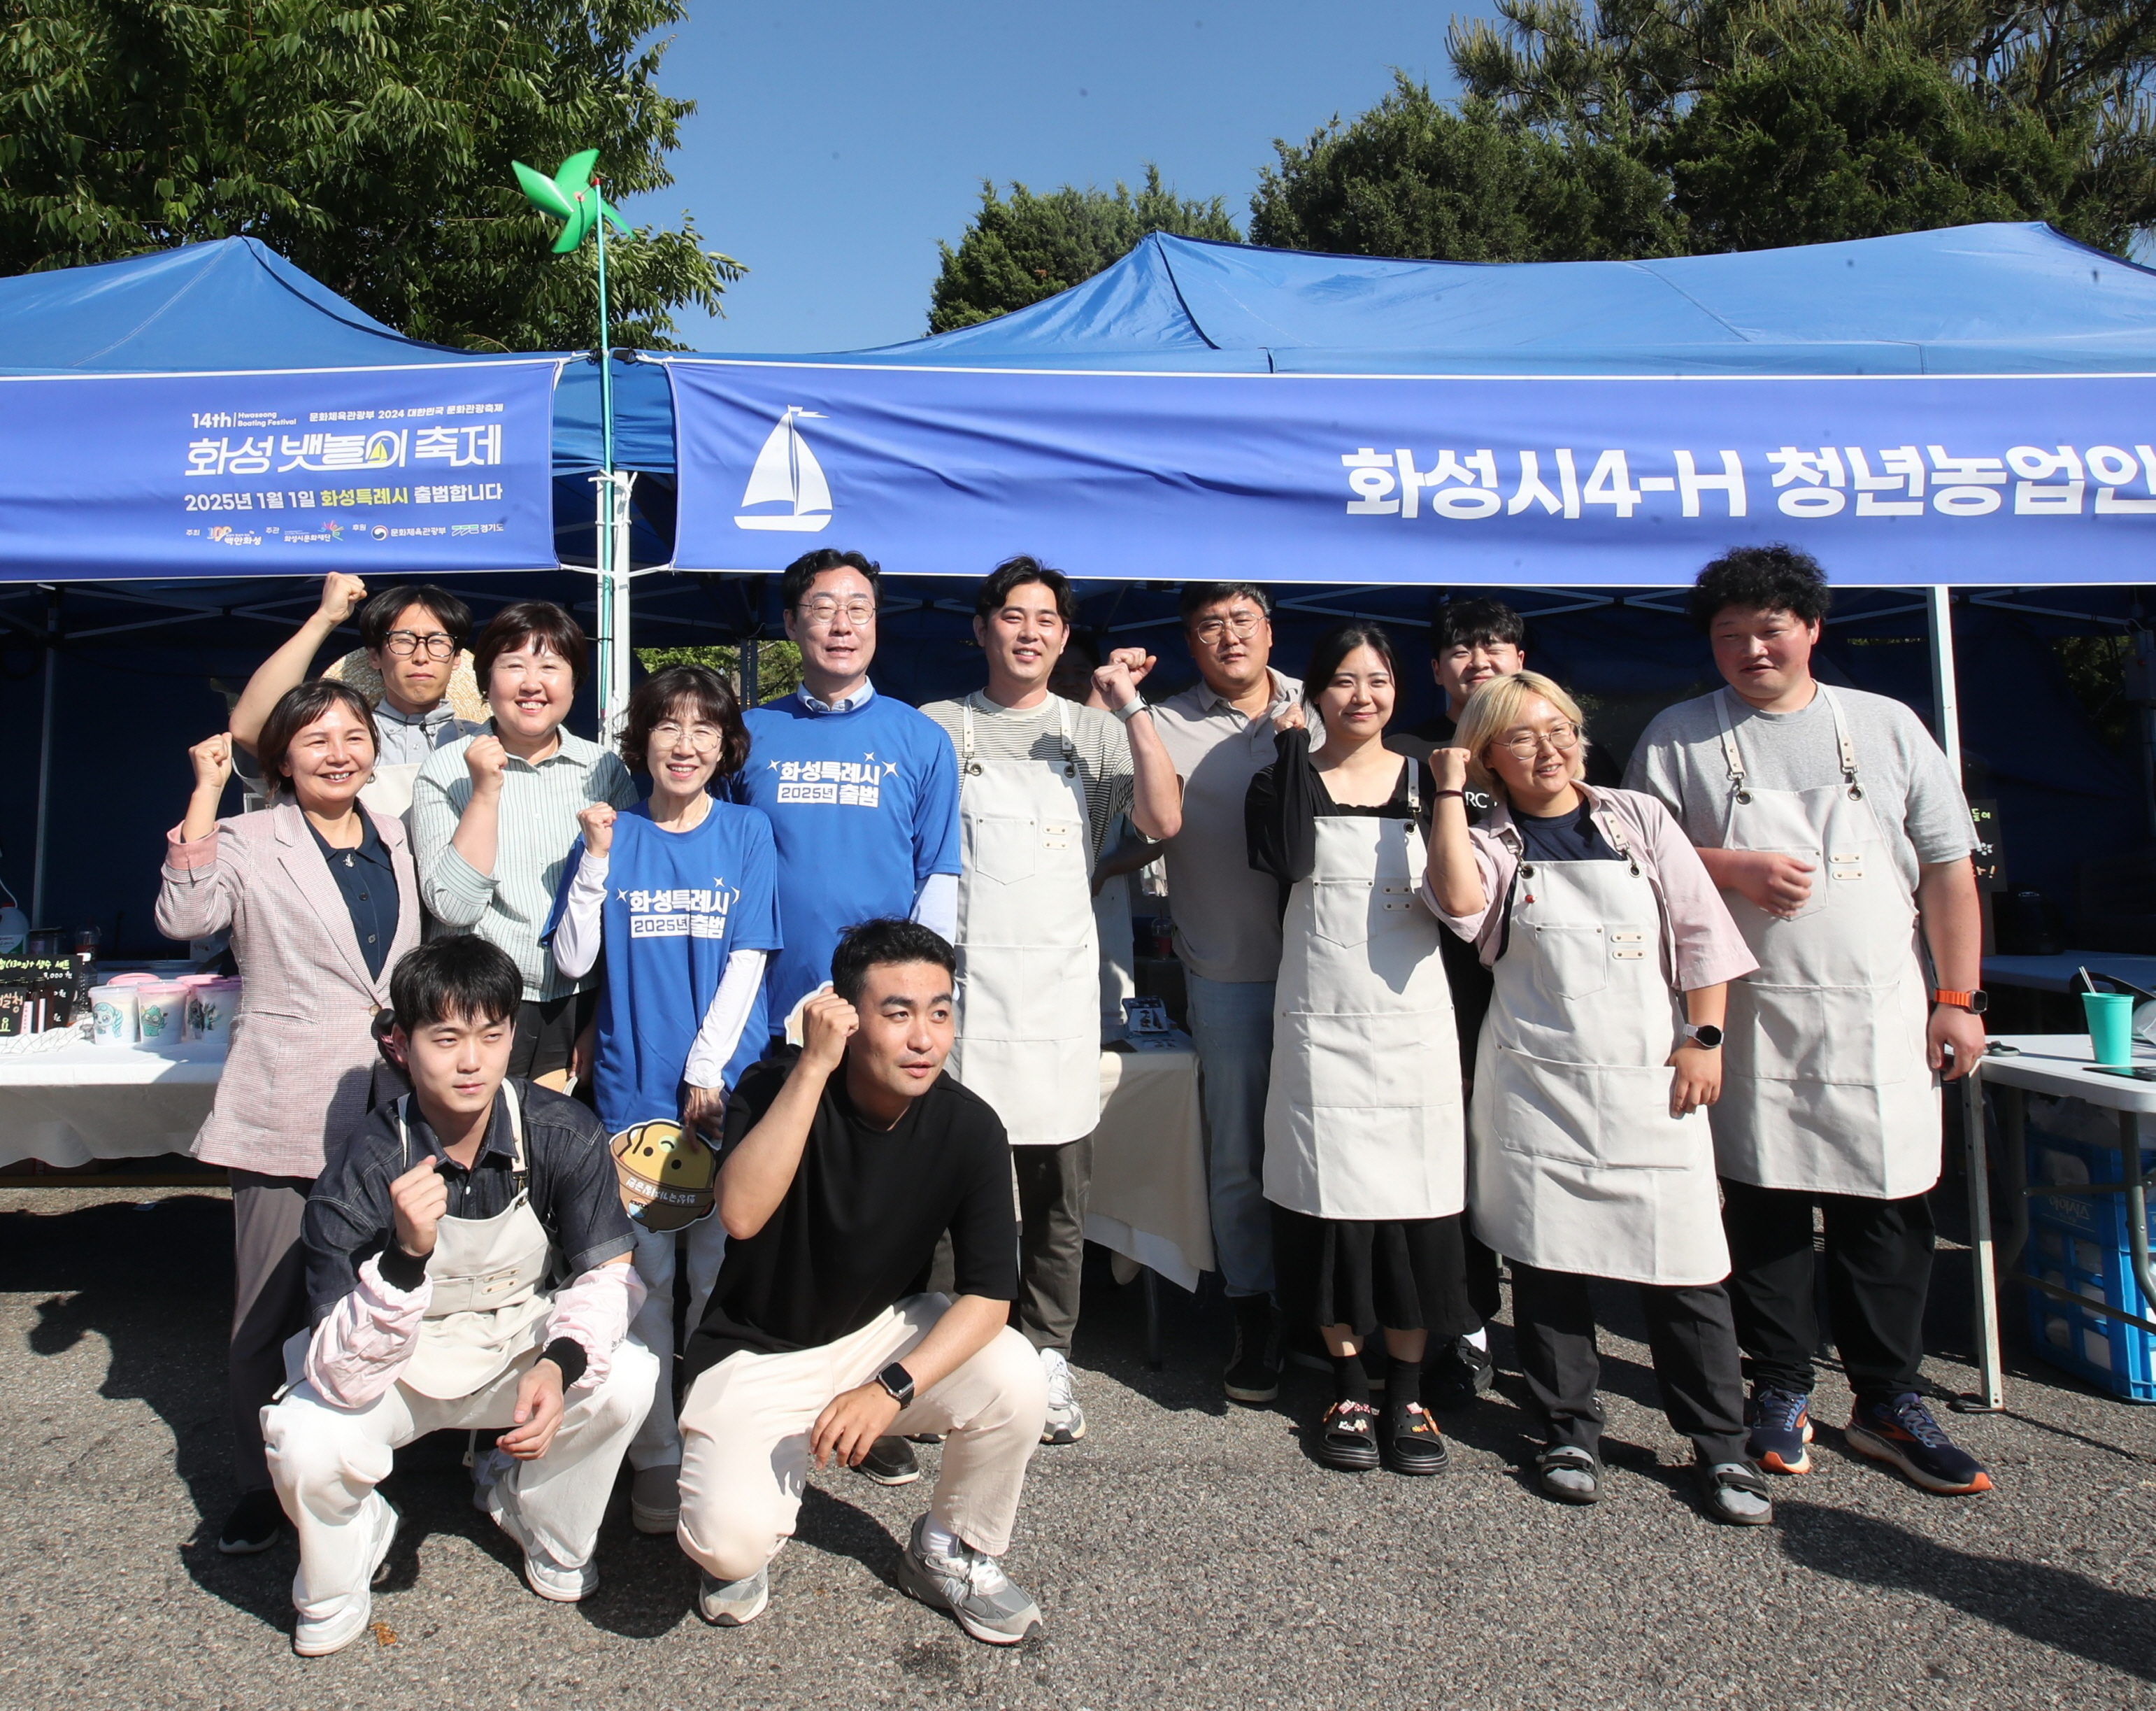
[1383,1401,1450,1476]
[1316,1400,1382,1471]
[1536,1444,1601,1504]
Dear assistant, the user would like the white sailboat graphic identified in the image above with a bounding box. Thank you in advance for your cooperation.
[733,407,833,532]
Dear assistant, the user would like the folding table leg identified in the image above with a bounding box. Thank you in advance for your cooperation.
[1956,1068,2006,1413]
[1142,1266,1162,1370]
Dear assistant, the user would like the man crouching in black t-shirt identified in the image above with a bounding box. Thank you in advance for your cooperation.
[675,917,1048,1644]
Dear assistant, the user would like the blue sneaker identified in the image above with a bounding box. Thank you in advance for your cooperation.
[1744,1385,1814,1475]
[1846,1393,1993,1495]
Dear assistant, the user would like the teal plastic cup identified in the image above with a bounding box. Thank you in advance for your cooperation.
[2082,991,2136,1066]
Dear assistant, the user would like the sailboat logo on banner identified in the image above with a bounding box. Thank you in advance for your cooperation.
[734,407,833,532]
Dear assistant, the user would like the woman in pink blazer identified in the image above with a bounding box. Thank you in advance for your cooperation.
[156,681,421,1556]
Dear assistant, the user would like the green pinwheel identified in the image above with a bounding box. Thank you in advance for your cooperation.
[513,149,629,254]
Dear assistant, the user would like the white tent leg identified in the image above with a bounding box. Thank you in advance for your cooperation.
[609,473,634,739]
[31,585,57,925]
[589,471,635,746]
[1927,584,1962,780]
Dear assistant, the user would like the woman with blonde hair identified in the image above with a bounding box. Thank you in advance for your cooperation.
[1425,670,1772,1524]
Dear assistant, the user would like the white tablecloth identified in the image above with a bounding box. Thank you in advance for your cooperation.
[1086,1043,1215,1291]
[0,1039,223,1167]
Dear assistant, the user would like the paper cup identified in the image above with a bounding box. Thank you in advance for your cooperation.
[2082,991,2136,1067]
[90,984,138,1044]
[185,978,241,1044]
[134,982,189,1046]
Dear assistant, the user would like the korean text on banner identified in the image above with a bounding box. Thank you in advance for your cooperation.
[666,361,2156,588]
[0,360,564,581]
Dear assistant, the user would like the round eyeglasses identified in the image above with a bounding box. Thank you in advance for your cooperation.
[382,630,457,660]
[650,721,724,754]
[1191,611,1265,644]
[797,597,877,627]
[1495,721,1581,758]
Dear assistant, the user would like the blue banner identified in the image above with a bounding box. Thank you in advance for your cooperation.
[0,360,563,581]
[669,358,2156,586]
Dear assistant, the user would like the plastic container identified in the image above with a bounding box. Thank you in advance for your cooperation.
[133,981,190,1046]
[2022,1118,2156,1403]
[2083,991,2136,1066]
[89,984,138,1044]
[184,977,241,1045]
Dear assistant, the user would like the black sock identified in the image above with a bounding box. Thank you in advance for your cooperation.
[1387,1354,1422,1410]
[1330,1353,1370,1407]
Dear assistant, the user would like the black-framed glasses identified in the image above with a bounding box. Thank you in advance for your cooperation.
[382,630,457,660]
[1191,611,1265,644]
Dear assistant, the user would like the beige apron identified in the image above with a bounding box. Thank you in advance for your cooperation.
[393,1091,558,1400]
[1470,816,1729,1287]
[949,694,1102,1146]
[1263,764,1465,1219]
[1706,687,1939,1200]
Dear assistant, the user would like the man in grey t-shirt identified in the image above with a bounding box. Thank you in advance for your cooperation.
[1626,546,1992,1497]
[1150,581,1302,1405]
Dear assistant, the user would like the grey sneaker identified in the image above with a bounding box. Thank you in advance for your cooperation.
[1039,1347,1085,1444]
[631,1463,681,1534]
[897,1515,1041,1645]
[697,1565,770,1626]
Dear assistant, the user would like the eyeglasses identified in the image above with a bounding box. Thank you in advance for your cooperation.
[797,597,877,627]
[650,720,723,754]
[1191,611,1265,644]
[1494,721,1581,757]
[382,630,457,660]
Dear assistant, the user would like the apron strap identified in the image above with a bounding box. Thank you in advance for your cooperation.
[1055,693,1077,769]
[1819,686,1866,800]
[1403,759,1420,816]
[1713,689,1751,804]
[960,697,978,774]
[392,1089,527,1190]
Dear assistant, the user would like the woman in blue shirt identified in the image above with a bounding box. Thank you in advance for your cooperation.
[548,665,780,1539]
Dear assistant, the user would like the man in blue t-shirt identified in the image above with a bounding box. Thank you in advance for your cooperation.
[729,550,962,1032]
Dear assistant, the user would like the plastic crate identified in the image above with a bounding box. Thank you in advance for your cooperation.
[2022,1111,2156,1403]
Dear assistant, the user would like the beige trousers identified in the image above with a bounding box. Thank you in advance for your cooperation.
[676,1295,1048,1582]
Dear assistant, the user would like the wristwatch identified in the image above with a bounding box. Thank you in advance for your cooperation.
[874,1361,916,1407]
[1932,988,1990,1014]
[1680,1023,1725,1049]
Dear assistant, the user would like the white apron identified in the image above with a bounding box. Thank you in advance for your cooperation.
[1470,823,1729,1286]
[1262,765,1464,1220]
[1706,687,1939,1200]
[393,1091,558,1400]
[359,762,422,821]
[948,694,1101,1146]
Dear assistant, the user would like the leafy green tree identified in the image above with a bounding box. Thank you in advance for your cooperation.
[0,0,743,350]
[928,166,1241,333]
[1250,74,1680,260]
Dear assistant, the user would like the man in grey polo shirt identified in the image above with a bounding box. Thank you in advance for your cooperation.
[1150,581,1301,1404]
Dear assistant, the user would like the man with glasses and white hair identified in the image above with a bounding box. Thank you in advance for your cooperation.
[727,548,963,1486]
[230,573,485,819]
[1149,581,1303,1404]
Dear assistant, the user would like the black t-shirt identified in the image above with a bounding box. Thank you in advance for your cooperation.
[681,1053,1018,1382]
[1513,798,1622,865]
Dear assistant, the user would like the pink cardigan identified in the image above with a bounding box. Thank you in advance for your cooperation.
[154,802,421,1179]
[1425,784,1758,992]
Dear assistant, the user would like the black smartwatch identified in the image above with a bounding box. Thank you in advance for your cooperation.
[875,1361,916,1407]
[1681,1023,1725,1049]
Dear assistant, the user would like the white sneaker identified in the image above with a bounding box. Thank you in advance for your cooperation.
[485,1473,597,1603]
[292,1492,399,1657]
[1039,1347,1086,1444]
[697,1565,770,1626]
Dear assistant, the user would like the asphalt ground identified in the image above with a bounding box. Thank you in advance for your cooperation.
[3,1184,2154,1711]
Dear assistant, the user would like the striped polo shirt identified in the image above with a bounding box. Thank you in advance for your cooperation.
[411,725,640,1000]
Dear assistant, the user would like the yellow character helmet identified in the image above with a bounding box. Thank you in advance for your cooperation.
[609,1119,718,1231]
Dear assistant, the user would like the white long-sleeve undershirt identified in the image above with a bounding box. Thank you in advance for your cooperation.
[548,849,769,1091]
[911,870,958,944]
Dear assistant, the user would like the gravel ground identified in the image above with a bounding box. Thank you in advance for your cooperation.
[2,1184,2153,1710]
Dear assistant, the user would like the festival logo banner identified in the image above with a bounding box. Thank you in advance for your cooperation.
[666,358,2156,588]
[0,360,563,579]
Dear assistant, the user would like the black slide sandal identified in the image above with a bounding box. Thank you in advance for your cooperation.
[1317,1400,1383,1471]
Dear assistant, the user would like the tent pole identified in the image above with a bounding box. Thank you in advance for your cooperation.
[1927,585,1962,782]
[30,585,57,926]
[610,471,634,733]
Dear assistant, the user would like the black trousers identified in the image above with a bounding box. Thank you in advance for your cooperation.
[1718,1177,1934,1400]
[1012,1134,1094,1355]
[1509,1261,1749,1466]
[228,1171,315,1491]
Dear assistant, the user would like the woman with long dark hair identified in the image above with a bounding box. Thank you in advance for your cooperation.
[545,665,780,1537]
[1246,622,1471,1476]
[157,681,422,1555]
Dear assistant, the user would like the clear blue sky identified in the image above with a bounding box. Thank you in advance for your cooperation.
[627,1,1497,355]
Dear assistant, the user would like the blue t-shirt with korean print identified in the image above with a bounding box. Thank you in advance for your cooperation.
[546,799,780,1135]
[727,686,961,1025]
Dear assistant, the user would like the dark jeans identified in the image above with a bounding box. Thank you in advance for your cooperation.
[229,1170,315,1492]
[1509,1261,1749,1466]
[1718,1177,1934,1401]
[1011,1134,1094,1355]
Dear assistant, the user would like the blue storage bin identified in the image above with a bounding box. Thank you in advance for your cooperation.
[2022,1119,2156,1404]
